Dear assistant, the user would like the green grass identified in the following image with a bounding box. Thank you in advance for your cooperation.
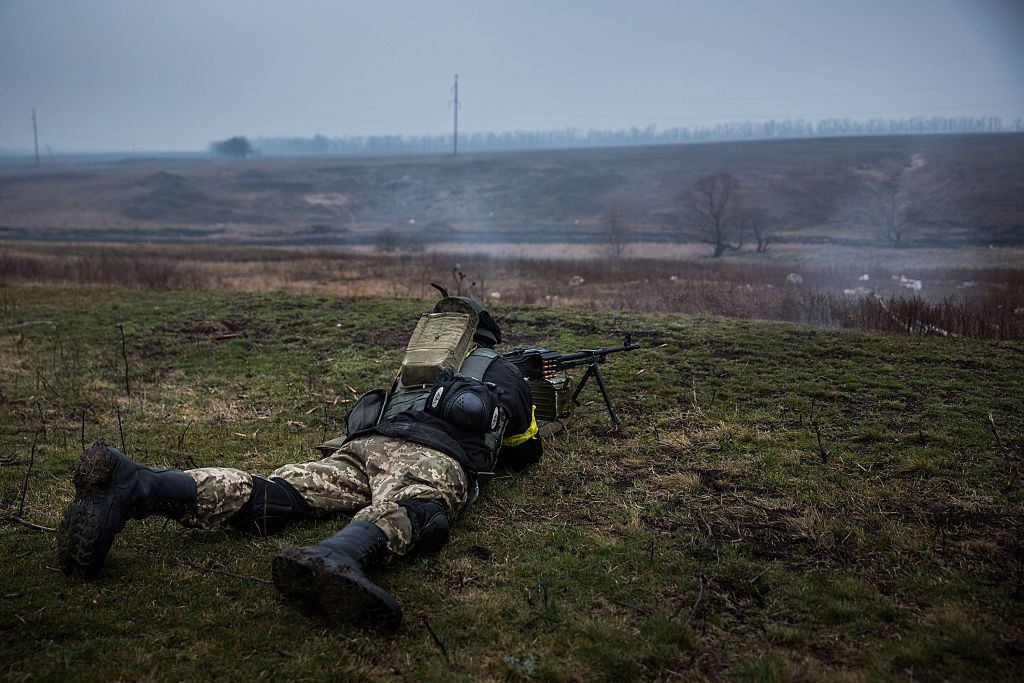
[1,283,1022,681]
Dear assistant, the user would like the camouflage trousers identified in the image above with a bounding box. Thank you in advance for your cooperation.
[182,435,468,555]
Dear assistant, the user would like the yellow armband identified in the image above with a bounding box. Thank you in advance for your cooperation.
[501,405,538,447]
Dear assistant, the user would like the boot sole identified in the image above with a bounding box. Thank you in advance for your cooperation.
[71,444,117,499]
[57,445,119,580]
[272,547,402,632]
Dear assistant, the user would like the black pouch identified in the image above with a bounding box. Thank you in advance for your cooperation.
[346,389,388,435]
[425,370,501,435]
[317,388,389,456]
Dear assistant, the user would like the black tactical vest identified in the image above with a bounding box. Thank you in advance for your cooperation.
[378,347,508,469]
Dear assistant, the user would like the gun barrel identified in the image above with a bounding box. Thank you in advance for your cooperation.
[554,342,640,367]
[504,335,640,380]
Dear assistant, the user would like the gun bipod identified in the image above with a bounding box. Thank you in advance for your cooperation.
[572,360,621,428]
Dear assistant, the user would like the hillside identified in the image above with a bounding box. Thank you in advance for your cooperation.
[1,134,1022,247]
[1,285,1021,680]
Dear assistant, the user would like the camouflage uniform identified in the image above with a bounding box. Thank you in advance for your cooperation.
[183,434,467,555]
[57,295,542,633]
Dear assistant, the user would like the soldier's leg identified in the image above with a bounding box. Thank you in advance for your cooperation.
[184,467,250,527]
[189,447,373,534]
[189,448,376,536]
[269,448,371,515]
[272,435,459,630]
[59,442,199,579]
[185,467,310,536]
[354,435,469,556]
[59,443,328,580]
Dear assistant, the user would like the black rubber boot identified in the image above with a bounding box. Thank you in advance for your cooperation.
[58,442,197,580]
[399,499,450,556]
[226,476,311,536]
[272,520,401,631]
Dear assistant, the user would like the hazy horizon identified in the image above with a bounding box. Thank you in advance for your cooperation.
[1,0,1022,153]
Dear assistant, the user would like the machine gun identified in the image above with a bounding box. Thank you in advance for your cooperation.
[503,334,640,427]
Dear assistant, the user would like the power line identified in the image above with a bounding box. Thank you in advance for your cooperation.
[312,77,1023,133]
[339,95,436,113]
[471,77,1024,108]
[461,99,1024,124]
[266,108,442,134]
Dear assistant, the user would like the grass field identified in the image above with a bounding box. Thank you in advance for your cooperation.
[1,283,1022,681]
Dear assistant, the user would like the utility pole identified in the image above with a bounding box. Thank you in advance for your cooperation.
[32,109,40,165]
[452,74,459,156]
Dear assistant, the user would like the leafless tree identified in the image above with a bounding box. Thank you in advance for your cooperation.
[854,157,928,246]
[600,207,631,258]
[374,228,400,253]
[744,207,771,253]
[375,227,424,253]
[871,177,916,246]
[675,172,745,257]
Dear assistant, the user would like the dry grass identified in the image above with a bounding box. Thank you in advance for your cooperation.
[3,241,1022,340]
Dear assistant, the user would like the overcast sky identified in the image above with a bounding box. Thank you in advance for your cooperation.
[1,0,1022,152]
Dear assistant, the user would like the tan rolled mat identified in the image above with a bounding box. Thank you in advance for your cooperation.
[400,311,477,386]
[537,418,572,439]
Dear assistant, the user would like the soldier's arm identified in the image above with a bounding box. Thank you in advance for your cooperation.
[499,418,542,469]
[486,357,543,470]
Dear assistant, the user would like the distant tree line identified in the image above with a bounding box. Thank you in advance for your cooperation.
[242,115,1023,157]
[209,135,254,159]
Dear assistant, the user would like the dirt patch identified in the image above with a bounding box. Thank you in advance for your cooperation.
[710,346,752,360]
[345,324,411,349]
[303,193,350,207]
[155,316,279,342]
